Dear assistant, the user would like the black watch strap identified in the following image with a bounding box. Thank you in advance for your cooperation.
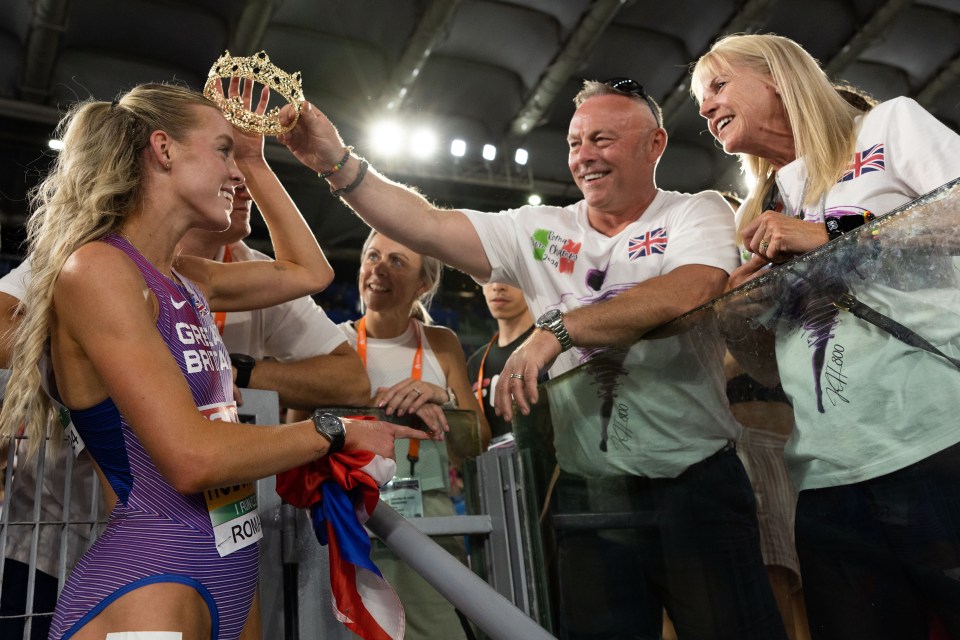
[230,353,256,388]
[312,411,346,454]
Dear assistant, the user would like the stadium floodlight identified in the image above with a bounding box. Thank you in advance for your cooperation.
[370,120,404,156]
[410,127,437,159]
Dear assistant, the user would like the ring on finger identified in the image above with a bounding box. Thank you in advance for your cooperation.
[510,373,525,380]
[412,387,422,396]
[758,239,770,252]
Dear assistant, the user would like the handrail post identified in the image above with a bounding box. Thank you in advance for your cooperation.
[366,503,557,640]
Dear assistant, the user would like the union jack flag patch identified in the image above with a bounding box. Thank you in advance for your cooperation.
[190,294,209,317]
[628,227,668,260]
[838,143,885,183]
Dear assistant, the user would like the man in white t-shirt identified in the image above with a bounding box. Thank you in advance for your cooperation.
[278,79,786,638]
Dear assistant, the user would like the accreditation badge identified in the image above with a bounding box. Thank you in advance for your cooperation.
[198,401,262,556]
[380,477,423,519]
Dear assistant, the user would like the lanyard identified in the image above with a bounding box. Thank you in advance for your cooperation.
[212,244,233,336]
[475,332,498,405]
[356,316,423,474]
[355,316,423,379]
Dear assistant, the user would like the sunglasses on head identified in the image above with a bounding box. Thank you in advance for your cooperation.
[603,77,662,127]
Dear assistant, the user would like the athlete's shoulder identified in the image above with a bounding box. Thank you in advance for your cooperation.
[59,240,143,291]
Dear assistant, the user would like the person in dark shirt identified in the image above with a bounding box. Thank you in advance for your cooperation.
[467,282,545,444]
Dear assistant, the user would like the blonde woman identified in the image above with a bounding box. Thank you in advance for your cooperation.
[338,230,490,640]
[0,80,426,640]
[693,34,960,638]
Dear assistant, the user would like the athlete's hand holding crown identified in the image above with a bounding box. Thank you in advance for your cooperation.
[220,76,270,165]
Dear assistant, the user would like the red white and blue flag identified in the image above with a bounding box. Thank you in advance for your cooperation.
[628,227,668,260]
[276,434,403,640]
[839,143,885,182]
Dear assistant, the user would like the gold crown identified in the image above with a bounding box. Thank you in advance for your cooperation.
[203,50,305,136]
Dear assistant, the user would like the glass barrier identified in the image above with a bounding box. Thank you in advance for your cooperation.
[513,179,960,639]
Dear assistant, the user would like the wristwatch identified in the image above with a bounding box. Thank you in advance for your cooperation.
[230,353,256,388]
[535,309,574,353]
[824,210,875,241]
[312,411,346,454]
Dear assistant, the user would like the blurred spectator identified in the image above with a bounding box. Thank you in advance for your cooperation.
[467,281,546,445]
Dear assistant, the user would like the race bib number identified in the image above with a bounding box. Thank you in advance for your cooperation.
[380,477,423,519]
[199,402,262,556]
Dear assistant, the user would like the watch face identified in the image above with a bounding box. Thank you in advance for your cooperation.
[537,309,561,328]
[320,413,345,436]
[536,308,573,352]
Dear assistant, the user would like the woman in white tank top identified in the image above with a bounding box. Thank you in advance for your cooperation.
[339,230,489,640]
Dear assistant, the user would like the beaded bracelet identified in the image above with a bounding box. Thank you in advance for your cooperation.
[318,146,354,179]
[330,159,369,198]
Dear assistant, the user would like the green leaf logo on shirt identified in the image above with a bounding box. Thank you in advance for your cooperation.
[532,228,550,261]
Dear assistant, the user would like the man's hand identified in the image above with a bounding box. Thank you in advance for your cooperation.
[494,329,560,421]
[233,384,244,407]
[342,418,430,460]
[276,101,347,174]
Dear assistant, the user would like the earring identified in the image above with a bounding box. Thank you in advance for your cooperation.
[165,162,171,169]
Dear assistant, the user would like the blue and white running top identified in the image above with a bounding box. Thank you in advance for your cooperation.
[50,233,259,640]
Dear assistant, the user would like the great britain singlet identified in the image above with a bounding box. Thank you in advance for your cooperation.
[49,233,259,640]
